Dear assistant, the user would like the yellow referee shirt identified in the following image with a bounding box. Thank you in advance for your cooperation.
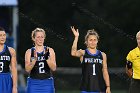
[127,47,140,79]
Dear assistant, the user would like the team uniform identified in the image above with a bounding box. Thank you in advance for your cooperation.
[126,47,140,93]
[27,46,55,93]
[0,44,12,93]
[80,49,106,93]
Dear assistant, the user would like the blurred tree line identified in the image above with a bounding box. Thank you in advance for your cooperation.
[18,0,140,68]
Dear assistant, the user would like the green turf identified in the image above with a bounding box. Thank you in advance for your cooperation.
[56,90,79,93]
[56,90,127,93]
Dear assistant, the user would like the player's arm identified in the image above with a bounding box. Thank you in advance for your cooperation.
[25,49,37,73]
[9,47,17,93]
[126,52,133,78]
[126,60,133,78]
[102,52,111,93]
[71,26,84,57]
[45,48,57,71]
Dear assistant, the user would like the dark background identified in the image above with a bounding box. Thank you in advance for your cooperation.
[1,0,140,92]
[18,0,140,68]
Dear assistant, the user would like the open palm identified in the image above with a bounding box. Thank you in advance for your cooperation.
[71,26,79,37]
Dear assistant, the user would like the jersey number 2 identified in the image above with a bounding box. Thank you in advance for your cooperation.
[39,62,45,73]
[0,62,4,72]
[93,64,96,75]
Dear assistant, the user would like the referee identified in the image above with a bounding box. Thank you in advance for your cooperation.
[126,31,140,93]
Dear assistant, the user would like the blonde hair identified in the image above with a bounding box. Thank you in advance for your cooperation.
[136,31,140,38]
[31,28,46,41]
[85,29,99,44]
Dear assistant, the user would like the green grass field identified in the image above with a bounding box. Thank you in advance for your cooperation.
[57,90,127,93]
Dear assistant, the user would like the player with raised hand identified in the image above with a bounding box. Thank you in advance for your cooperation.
[71,26,111,93]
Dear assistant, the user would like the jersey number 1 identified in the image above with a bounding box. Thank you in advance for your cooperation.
[93,64,96,75]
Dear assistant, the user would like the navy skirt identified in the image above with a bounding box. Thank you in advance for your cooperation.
[26,77,55,93]
[0,73,12,93]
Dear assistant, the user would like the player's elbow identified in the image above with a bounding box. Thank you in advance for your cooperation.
[52,68,56,71]
[25,66,31,73]
[71,52,76,56]
[51,64,57,71]
[51,66,56,71]
[25,69,30,73]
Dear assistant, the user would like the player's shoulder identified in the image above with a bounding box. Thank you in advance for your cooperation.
[8,47,16,53]
[25,48,32,55]
[80,49,85,53]
[129,47,138,54]
[99,50,107,58]
[133,47,139,52]
[79,49,85,56]
[47,46,54,52]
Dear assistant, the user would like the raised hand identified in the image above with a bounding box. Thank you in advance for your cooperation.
[31,49,37,61]
[44,48,50,60]
[71,26,79,37]
[33,49,37,59]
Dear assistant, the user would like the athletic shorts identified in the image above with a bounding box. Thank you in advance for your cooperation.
[26,77,55,93]
[0,73,12,93]
[129,78,140,93]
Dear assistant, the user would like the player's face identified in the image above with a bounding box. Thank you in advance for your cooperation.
[0,31,6,44]
[136,33,140,47]
[86,35,98,49]
[34,32,45,46]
